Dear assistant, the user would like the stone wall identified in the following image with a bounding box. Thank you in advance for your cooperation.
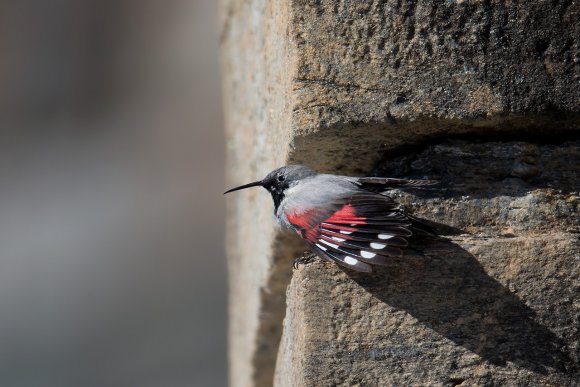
[220,1,579,386]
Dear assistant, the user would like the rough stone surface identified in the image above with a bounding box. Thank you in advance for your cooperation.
[220,0,580,386]
[289,0,580,175]
[275,141,579,386]
[291,0,579,131]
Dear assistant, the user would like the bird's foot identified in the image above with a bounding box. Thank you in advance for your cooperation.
[293,252,318,269]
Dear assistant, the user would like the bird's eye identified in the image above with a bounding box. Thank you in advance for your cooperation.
[278,175,285,182]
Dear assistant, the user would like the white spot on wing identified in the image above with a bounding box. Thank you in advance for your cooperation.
[339,230,353,235]
[378,234,393,240]
[370,242,387,249]
[344,256,358,265]
[320,239,339,249]
[361,251,376,259]
[315,243,327,251]
[332,236,346,242]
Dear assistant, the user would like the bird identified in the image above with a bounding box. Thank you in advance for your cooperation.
[224,165,438,272]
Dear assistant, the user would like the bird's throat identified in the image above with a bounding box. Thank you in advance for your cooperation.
[271,190,285,213]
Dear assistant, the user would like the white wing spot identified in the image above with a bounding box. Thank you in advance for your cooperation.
[378,234,393,240]
[361,251,376,259]
[370,242,387,249]
[339,230,353,235]
[315,243,327,251]
[332,236,346,242]
[350,223,357,226]
[344,256,358,266]
[320,239,339,249]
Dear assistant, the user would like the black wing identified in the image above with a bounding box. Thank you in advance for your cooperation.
[305,192,413,272]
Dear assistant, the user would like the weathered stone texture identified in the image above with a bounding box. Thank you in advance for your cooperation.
[221,0,579,386]
[290,0,579,175]
[292,0,579,131]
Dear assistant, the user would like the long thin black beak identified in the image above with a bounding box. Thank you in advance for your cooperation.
[223,180,263,194]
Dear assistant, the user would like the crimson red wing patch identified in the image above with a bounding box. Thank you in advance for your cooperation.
[286,209,322,242]
[286,193,414,272]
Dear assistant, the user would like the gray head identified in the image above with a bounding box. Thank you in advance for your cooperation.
[224,165,317,208]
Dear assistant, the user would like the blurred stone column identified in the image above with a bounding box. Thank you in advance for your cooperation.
[220,1,299,387]
[221,0,579,386]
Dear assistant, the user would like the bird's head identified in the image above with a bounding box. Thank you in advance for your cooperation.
[224,165,316,206]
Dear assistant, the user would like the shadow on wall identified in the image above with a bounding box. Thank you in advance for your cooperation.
[346,238,573,375]
[343,139,580,375]
[286,136,578,383]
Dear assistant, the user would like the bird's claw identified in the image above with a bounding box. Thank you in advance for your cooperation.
[293,252,318,269]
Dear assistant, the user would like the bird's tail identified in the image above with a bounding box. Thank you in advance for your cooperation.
[356,177,439,191]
